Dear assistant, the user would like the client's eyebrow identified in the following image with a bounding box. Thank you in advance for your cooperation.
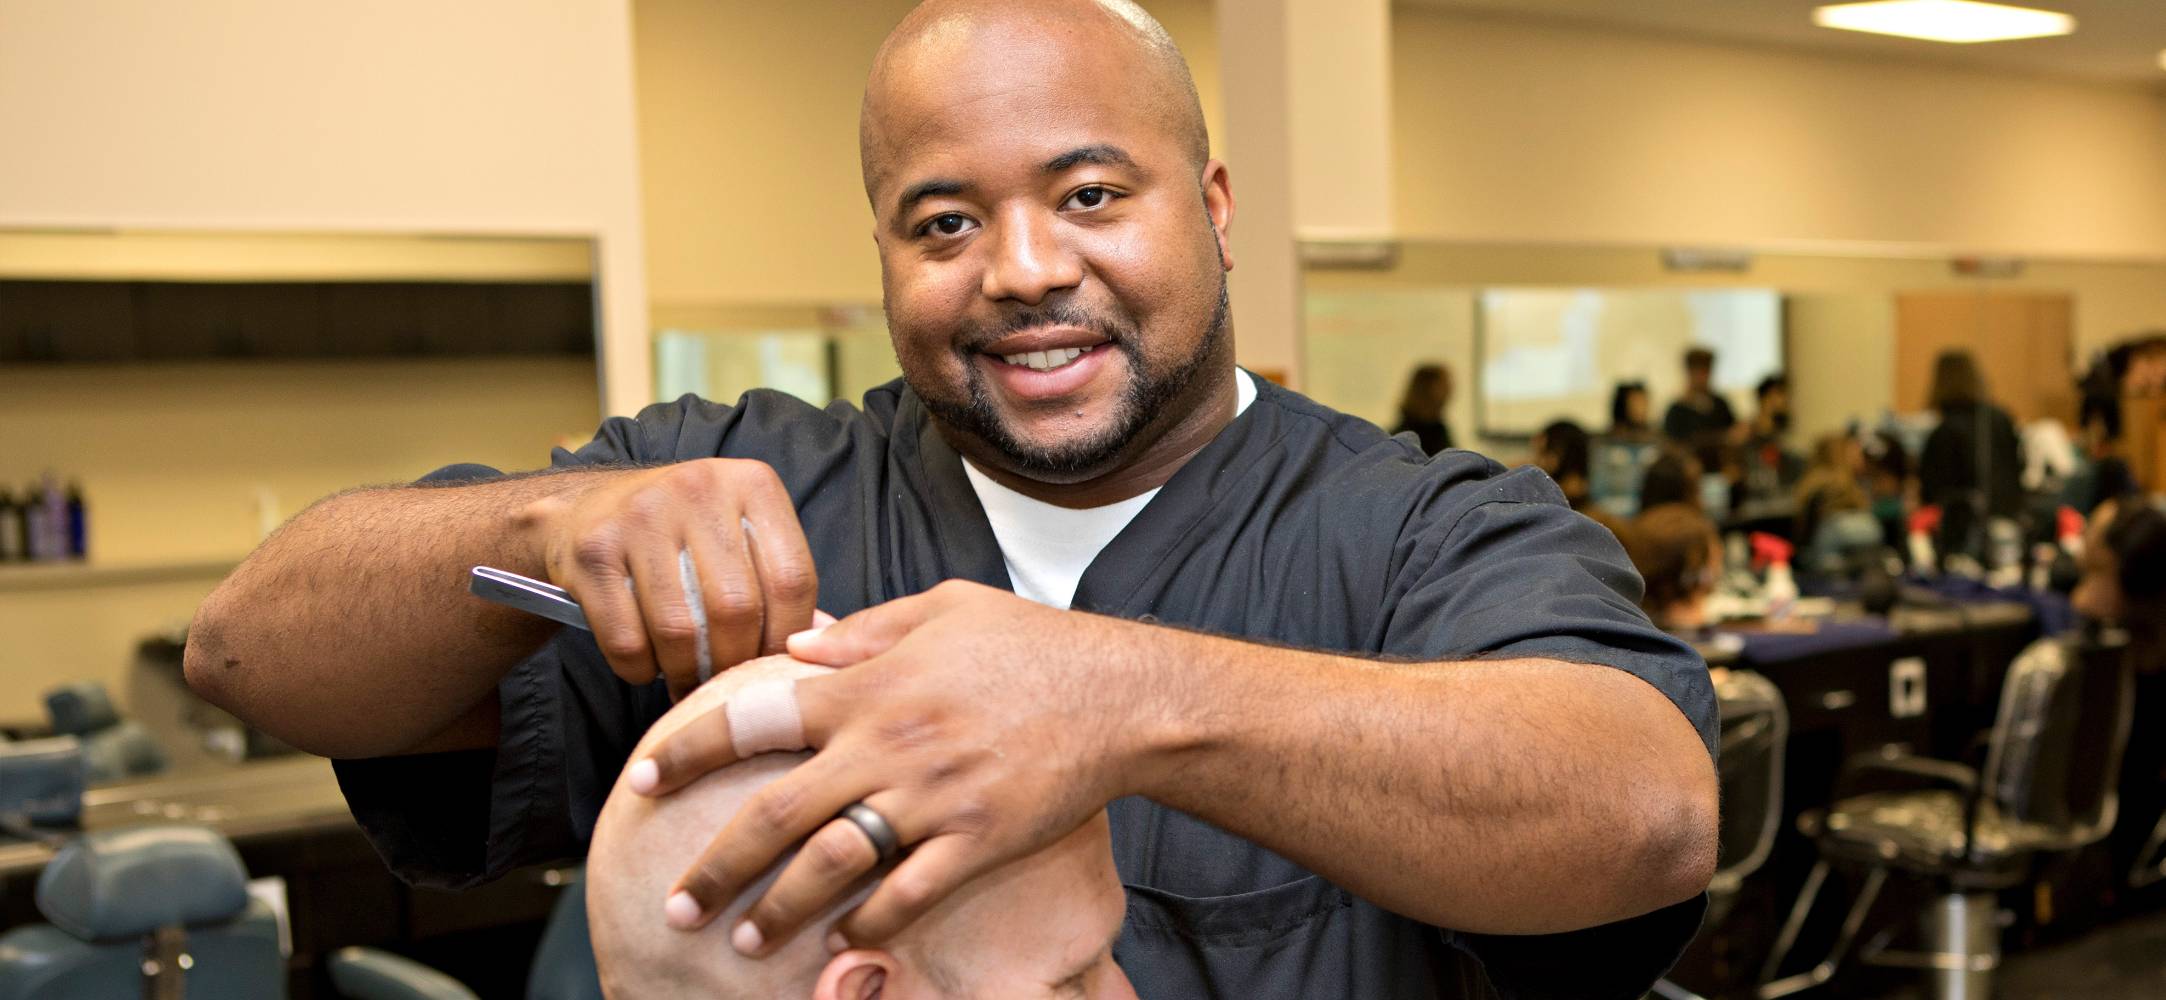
[1051,927,1125,995]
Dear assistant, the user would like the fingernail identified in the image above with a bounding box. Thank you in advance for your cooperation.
[665,892,703,929]
[627,758,660,795]
[826,931,848,955]
[786,624,831,647]
[732,920,765,956]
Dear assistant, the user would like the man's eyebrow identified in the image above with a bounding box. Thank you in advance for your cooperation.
[1044,144,1138,173]
[896,178,968,218]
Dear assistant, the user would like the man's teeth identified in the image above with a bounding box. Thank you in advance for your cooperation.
[999,345,1094,371]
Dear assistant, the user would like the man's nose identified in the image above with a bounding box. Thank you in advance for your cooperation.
[981,207,1082,305]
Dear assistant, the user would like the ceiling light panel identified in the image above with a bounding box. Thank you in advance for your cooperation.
[1812,1,2076,44]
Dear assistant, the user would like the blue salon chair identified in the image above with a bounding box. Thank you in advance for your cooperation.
[0,824,477,1000]
[524,876,603,1000]
[43,682,166,786]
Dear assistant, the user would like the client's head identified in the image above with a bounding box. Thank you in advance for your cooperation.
[1626,502,1721,632]
[587,656,1135,1000]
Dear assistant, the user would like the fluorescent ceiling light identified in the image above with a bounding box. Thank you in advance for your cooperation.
[1813,1,2075,44]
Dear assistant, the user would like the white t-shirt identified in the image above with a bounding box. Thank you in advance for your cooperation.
[962,370,1259,610]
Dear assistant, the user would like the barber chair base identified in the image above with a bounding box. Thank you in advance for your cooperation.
[1756,862,2001,1000]
[2132,812,2166,891]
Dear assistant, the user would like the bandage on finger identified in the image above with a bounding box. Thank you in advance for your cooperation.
[726,679,807,759]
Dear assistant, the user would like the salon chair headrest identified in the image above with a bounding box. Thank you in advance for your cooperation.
[0,737,86,827]
[43,682,119,737]
[80,721,167,785]
[36,824,251,942]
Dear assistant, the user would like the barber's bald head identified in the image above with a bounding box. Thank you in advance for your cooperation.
[586,657,1135,1000]
[861,0,1209,195]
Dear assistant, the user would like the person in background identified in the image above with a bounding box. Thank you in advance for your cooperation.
[1610,381,1654,440]
[1793,433,1869,554]
[2070,494,2166,909]
[1662,348,1736,459]
[1918,349,2023,559]
[2074,495,2166,672]
[1739,374,1804,493]
[1532,419,1592,506]
[1742,375,1791,446]
[1640,447,1706,513]
[2122,335,2166,397]
[1391,363,1454,455]
[1623,503,1722,634]
[1863,430,1913,553]
[1534,418,1630,539]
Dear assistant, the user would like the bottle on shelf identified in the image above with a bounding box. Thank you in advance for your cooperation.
[29,469,67,562]
[65,480,87,561]
[23,479,50,562]
[0,489,21,562]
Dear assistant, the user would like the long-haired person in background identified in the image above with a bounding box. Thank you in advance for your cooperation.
[1918,349,2023,561]
[1610,381,1653,440]
[1390,362,1454,455]
[1531,419,1592,507]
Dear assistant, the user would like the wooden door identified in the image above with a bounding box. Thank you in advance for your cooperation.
[1895,292,2074,424]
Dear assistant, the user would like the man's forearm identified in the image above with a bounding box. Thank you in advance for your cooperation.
[184,468,621,759]
[1129,630,1718,935]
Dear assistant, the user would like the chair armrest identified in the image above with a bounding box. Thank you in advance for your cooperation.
[327,947,481,1000]
[1838,752,1978,797]
[1837,752,1985,860]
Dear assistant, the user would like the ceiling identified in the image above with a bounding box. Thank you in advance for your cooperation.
[1399,0,2166,88]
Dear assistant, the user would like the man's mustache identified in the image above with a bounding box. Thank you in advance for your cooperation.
[957,305,1135,351]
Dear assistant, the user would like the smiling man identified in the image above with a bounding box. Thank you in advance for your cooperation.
[188,2,1719,997]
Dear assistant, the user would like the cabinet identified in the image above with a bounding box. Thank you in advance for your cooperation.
[0,280,592,362]
[0,281,136,362]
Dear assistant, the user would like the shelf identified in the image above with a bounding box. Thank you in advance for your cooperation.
[0,556,239,593]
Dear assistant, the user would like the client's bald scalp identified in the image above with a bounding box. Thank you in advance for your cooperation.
[588,658,847,999]
[859,0,1211,197]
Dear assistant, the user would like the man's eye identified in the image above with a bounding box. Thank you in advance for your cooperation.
[919,213,974,238]
[1062,186,1116,211]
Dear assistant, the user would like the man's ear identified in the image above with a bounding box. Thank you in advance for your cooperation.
[1201,159,1234,272]
[814,949,897,1000]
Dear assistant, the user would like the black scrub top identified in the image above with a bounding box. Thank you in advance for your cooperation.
[334,376,1717,1000]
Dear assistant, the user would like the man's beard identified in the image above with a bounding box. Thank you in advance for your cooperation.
[909,276,1230,480]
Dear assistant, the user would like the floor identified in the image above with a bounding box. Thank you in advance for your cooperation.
[1868,908,2166,1000]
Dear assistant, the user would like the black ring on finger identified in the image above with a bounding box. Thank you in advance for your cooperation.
[838,802,901,866]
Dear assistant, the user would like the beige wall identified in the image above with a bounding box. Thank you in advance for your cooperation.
[0,0,648,413]
[0,358,601,720]
[1392,9,2166,260]
[0,575,225,724]
[632,0,1225,317]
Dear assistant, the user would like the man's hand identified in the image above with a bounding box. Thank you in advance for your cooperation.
[625,580,1172,955]
[514,459,819,700]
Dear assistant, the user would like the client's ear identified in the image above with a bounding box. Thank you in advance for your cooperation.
[814,949,897,1000]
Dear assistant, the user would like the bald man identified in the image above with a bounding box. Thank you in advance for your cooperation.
[589,656,1135,1000]
[196,1,1720,996]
